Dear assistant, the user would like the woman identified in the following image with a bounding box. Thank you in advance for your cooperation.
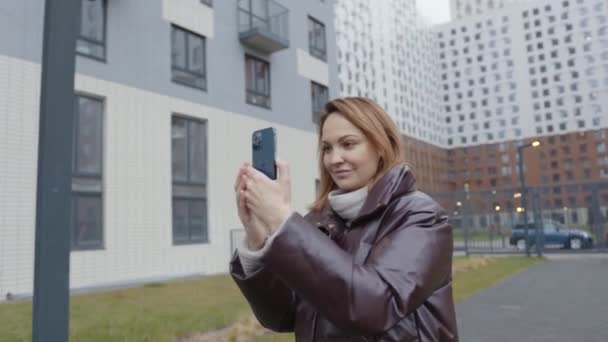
[231,97,458,341]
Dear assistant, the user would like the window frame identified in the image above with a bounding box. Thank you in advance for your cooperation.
[76,0,107,62]
[71,93,105,251]
[171,25,208,91]
[308,16,327,62]
[311,81,329,124]
[171,115,209,245]
[245,54,271,109]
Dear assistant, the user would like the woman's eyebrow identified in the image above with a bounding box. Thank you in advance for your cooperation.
[321,134,359,144]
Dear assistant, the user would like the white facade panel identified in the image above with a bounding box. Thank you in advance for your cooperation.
[162,0,214,38]
[0,55,40,298]
[0,55,319,298]
[297,49,330,86]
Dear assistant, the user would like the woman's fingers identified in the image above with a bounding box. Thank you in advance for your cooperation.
[276,159,290,183]
[276,159,291,202]
[245,166,269,182]
[233,162,251,191]
[236,189,245,212]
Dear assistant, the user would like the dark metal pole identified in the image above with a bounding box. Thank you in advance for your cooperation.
[463,185,470,257]
[517,145,531,257]
[591,189,601,247]
[532,189,543,257]
[32,0,81,341]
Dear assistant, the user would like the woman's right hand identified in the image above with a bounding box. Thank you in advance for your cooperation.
[235,163,270,250]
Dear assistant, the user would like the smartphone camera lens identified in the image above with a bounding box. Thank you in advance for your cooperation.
[252,132,262,148]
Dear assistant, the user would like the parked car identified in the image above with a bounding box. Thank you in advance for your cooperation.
[509,220,594,250]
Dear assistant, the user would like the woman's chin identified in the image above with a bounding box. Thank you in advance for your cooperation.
[335,179,360,192]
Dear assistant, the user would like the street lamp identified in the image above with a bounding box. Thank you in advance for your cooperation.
[517,140,541,256]
[494,204,504,248]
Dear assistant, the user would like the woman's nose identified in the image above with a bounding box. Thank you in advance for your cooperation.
[329,150,344,164]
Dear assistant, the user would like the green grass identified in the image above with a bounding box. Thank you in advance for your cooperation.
[0,257,542,342]
[453,229,511,243]
[452,256,542,303]
[0,274,251,342]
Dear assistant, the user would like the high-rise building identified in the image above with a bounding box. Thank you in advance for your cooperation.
[437,0,608,225]
[335,0,445,146]
[0,0,338,299]
[438,0,608,162]
[439,0,608,150]
[334,0,450,192]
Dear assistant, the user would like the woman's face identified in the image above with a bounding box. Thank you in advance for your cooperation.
[321,113,380,192]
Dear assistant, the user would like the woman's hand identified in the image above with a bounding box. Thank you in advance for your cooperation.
[242,160,293,233]
[234,163,270,250]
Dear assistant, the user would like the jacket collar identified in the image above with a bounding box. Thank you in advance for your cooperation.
[357,163,417,220]
[309,164,417,229]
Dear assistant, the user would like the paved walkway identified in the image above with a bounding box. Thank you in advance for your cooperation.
[456,256,608,342]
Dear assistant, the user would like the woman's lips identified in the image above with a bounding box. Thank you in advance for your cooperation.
[333,170,351,178]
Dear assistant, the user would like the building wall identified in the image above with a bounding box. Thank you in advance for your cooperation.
[0,0,338,298]
[0,53,323,298]
[402,135,450,193]
[446,127,608,199]
[0,0,338,131]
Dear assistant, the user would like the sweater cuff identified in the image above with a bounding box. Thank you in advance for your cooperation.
[236,212,294,275]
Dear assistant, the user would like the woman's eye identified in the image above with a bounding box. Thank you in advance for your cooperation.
[343,141,356,148]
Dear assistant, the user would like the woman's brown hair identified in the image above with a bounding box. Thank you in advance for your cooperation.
[310,97,405,211]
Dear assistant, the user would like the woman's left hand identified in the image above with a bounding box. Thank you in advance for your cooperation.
[242,160,293,233]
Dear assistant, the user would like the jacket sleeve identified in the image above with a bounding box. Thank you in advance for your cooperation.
[229,251,297,332]
[259,194,453,335]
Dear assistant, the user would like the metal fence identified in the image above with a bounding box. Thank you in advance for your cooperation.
[432,181,608,256]
[229,182,608,257]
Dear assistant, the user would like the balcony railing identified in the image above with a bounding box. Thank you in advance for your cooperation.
[238,0,289,54]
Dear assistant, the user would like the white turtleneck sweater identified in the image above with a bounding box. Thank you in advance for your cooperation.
[237,186,369,275]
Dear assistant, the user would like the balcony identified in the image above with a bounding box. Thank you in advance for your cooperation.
[238,0,289,54]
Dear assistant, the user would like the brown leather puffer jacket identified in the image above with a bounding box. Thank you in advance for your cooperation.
[230,164,458,341]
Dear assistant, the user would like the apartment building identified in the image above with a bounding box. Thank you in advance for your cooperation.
[437,0,608,226]
[0,0,338,299]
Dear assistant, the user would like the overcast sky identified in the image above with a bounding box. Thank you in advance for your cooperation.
[416,0,452,25]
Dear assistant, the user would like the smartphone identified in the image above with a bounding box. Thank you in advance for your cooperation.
[252,127,277,180]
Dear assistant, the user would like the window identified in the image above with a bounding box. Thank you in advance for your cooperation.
[311,82,329,124]
[77,0,106,60]
[71,94,104,250]
[308,16,327,61]
[171,25,207,90]
[245,55,271,108]
[200,0,212,6]
[172,116,208,244]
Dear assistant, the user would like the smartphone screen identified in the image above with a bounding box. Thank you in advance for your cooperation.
[252,127,277,180]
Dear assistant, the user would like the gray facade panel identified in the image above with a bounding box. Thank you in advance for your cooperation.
[0,0,338,133]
